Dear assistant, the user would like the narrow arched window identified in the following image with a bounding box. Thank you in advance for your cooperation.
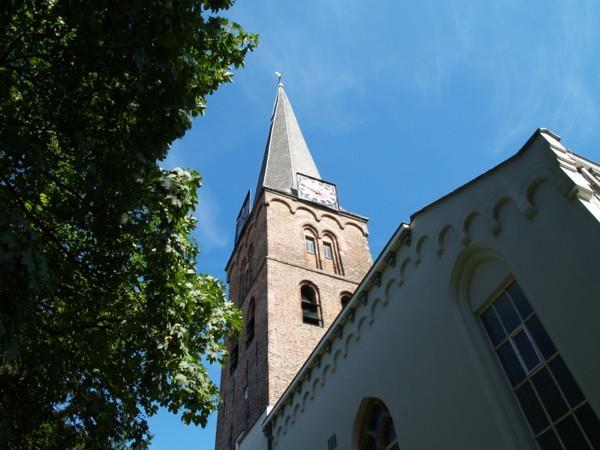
[246,298,255,346]
[341,292,352,309]
[322,232,343,275]
[305,236,315,254]
[323,241,333,259]
[358,399,399,450]
[303,227,320,269]
[301,284,322,326]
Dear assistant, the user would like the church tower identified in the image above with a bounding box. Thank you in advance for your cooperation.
[215,82,372,450]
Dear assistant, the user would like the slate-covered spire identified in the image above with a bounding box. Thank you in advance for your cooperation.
[255,82,321,199]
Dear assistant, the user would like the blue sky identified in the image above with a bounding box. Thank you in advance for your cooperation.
[149,1,600,448]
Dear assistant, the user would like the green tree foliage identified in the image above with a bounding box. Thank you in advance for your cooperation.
[0,1,256,447]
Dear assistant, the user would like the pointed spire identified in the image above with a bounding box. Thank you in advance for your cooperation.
[255,82,321,199]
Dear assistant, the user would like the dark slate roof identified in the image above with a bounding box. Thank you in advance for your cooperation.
[254,83,321,200]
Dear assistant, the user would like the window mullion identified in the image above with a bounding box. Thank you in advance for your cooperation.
[480,281,600,450]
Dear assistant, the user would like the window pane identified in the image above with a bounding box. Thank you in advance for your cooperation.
[383,416,396,445]
[537,429,563,450]
[516,381,549,434]
[497,341,526,386]
[526,315,556,360]
[576,403,600,448]
[555,415,590,449]
[507,282,533,318]
[368,405,384,431]
[513,330,540,372]
[303,311,319,321]
[303,309,319,320]
[549,357,584,408]
[360,434,378,450]
[481,308,505,346]
[305,237,315,253]
[324,243,333,259]
[494,293,521,333]
[532,367,569,421]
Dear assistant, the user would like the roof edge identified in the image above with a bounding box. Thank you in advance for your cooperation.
[411,128,559,219]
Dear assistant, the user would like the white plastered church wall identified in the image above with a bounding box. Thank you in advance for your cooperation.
[265,130,600,450]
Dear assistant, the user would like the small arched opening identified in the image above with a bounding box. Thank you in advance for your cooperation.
[301,283,322,326]
[341,292,352,309]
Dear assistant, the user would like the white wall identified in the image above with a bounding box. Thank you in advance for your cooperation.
[266,131,600,450]
[237,407,270,450]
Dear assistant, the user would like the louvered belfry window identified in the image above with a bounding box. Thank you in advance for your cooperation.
[301,284,322,326]
[479,281,600,449]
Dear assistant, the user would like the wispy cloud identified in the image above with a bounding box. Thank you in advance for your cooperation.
[481,0,599,154]
[228,0,600,157]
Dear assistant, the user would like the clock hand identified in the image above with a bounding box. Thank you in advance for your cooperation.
[303,185,322,196]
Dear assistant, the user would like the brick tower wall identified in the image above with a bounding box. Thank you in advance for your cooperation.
[215,189,372,450]
[216,201,269,450]
[263,190,372,405]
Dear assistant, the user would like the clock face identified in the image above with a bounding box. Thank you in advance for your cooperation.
[297,174,338,209]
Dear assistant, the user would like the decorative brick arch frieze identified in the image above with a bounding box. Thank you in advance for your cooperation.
[343,220,368,237]
[268,196,295,215]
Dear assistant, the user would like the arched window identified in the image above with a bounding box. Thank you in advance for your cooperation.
[358,399,399,450]
[322,232,343,275]
[246,298,255,345]
[479,280,600,448]
[303,227,320,269]
[300,283,322,326]
[340,292,352,309]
